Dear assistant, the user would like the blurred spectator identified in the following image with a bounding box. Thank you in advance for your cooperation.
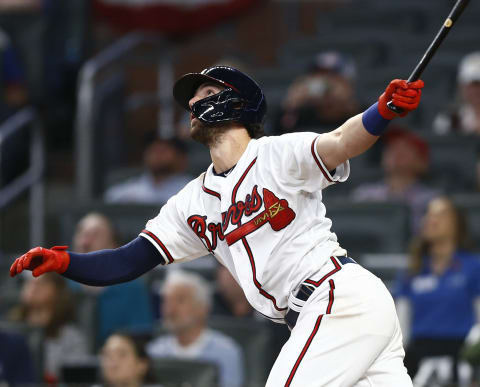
[394,197,480,386]
[104,137,192,205]
[0,28,28,120]
[352,127,440,234]
[73,212,119,253]
[0,262,35,386]
[72,212,154,346]
[433,52,480,135]
[98,331,156,387]
[212,265,253,318]
[147,270,244,387]
[0,27,30,188]
[0,0,42,12]
[274,51,361,134]
[0,328,35,386]
[0,286,35,387]
[211,264,289,371]
[0,1,88,160]
[9,273,88,383]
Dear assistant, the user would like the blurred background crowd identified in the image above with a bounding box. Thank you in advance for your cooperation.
[1,0,480,386]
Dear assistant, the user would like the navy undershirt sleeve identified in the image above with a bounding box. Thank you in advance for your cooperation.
[63,236,164,286]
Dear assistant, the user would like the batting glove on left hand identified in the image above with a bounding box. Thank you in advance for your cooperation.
[10,246,70,278]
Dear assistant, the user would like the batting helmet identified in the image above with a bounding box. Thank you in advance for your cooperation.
[173,66,267,133]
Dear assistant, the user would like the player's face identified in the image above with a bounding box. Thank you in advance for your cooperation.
[189,82,225,111]
[188,82,229,146]
[162,283,208,334]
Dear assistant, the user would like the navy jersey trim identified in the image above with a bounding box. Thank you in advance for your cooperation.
[212,164,236,177]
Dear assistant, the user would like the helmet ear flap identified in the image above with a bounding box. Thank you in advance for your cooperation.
[231,99,245,110]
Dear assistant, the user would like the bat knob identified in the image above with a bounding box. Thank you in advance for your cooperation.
[387,100,405,115]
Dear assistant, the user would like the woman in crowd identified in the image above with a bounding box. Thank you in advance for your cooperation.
[100,332,156,387]
[395,196,480,386]
[10,273,88,383]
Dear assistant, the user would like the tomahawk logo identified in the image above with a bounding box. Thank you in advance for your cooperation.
[187,187,296,252]
[225,188,296,245]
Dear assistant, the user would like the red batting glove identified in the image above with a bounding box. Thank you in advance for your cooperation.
[378,79,424,119]
[9,246,70,278]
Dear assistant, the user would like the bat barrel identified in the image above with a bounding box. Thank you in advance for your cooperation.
[387,0,470,114]
[408,0,470,82]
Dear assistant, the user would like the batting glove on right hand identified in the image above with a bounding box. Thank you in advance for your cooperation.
[378,79,424,119]
[10,246,70,278]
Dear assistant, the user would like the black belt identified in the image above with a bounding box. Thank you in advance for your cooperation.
[284,256,357,330]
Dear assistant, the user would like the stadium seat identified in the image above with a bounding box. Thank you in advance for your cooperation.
[208,316,276,387]
[325,201,410,257]
[424,135,479,193]
[453,194,480,251]
[53,202,160,245]
[0,321,44,382]
[0,257,23,317]
[360,253,408,290]
[60,358,100,386]
[71,291,98,352]
[152,358,219,387]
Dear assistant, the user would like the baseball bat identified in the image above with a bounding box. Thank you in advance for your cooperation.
[387,0,470,114]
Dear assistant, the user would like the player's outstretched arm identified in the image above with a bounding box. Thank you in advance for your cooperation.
[317,79,424,172]
[9,237,162,286]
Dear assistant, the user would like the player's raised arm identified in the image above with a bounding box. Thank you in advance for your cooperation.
[317,79,424,171]
[9,237,163,286]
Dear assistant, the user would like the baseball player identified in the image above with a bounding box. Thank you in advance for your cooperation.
[10,66,423,386]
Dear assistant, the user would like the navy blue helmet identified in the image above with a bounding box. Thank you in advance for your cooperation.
[173,66,267,129]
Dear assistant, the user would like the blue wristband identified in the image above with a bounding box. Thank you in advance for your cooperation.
[362,102,391,136]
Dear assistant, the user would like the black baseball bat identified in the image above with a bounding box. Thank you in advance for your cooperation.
[387,0,471,114]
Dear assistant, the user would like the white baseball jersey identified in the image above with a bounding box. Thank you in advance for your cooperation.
[140,131,413,386]
[140,132,349,321]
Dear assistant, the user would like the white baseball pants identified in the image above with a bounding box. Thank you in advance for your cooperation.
[266,258,413,387]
